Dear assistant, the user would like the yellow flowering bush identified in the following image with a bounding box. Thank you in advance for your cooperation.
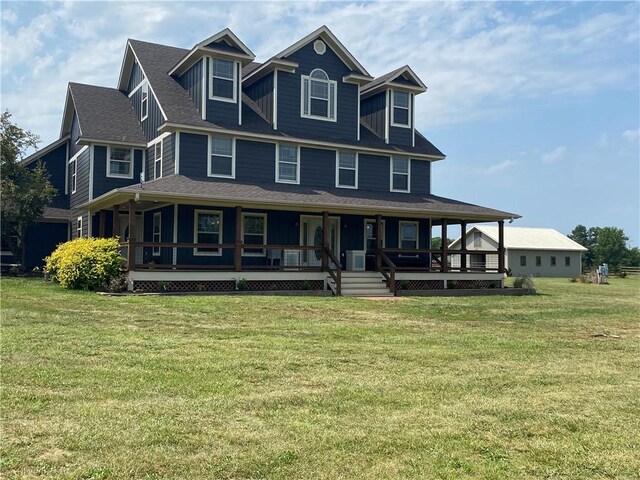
[45,237,124,290]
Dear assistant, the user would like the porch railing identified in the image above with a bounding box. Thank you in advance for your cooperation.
[376,248,502,273]
[377,249,396,294]
[324,246,342,296]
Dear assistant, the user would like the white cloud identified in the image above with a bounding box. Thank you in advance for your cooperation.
[622,129,640,141]
[541,146,567,164]
[484,159,517,175]
[1,8,17,24]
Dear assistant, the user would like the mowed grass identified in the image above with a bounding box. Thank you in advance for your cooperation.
[1,277,639,479]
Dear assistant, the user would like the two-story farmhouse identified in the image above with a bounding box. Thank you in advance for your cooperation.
[20,26,518,295]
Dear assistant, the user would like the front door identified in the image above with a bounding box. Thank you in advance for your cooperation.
[300,216,339,267]
[120,215,144,266]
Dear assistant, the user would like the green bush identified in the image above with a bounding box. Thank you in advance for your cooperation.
[513,275,535,293]
[45,237,124,290]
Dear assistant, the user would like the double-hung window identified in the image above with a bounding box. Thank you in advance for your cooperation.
[194,210,222,256]
[391,156,410,192]
[70,158,77,193]
[154,141,162,180]
[108,147,134,179]
[336,151,357,188]
[391,91,410,127]
[399,221,418,249]
[141,82,148,121]
[76,216,83,239]
[209,58,236,102]
[152,212,161,256]
[209,136,235,178]
[242,213,267,256]
[276,144,299,184]
[301,69,336,121]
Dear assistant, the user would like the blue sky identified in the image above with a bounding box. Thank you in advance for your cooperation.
[2,1,639,244]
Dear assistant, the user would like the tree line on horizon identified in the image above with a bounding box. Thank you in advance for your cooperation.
[568,225,639,270]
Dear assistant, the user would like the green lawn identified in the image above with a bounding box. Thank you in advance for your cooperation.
[1,277,639,479]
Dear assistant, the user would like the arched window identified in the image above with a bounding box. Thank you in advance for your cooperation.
[301,68,336,121]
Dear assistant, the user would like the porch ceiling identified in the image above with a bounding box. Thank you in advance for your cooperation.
[83,175,520,221]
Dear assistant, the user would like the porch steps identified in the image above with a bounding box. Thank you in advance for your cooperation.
[328,271,393,297]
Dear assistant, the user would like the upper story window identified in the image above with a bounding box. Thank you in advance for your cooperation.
[107,146,134,179]
[70,158,77,194]
[301,69,336,122]
[154,142,162,180]
[391,91,410,127]
[208,135,235,178]
[209,58,236,102]
[141,83,148,121]
[390,156,410,193]
[276,143,299,184]
[336,151,358,189]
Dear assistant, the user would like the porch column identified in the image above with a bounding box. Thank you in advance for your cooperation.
[112,205,119,238]
[126,199,136,271]
[234,206,242,272]
[441,218,448,273]
[98,210,106,238]
[460,221,467,271]
[375,214,383,271]
[322,211,329,271]
[498,220,505,273]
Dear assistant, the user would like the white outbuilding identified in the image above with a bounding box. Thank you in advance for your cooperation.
[449,226,587,277]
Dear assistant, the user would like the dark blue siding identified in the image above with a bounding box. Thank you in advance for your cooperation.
[29,142,69,208]
[204,59,240,125]
[411,160,430,195]
[179,133,208,177]
[127,60,144,94]
[300,147,334,188]
[70,148,90,208]
[71,210,89,239]
[92,146,143,198]
[358,153,389,191]
[131,85,163,141]
[163,134,175,176]
[277,42,358,141]
[245,73,273,125]
[179,59,203,116]
[24,222,69,269]
[361,92,386,139]
[389,125,412,147]
[235,139,275,183]
[69,112,82,156]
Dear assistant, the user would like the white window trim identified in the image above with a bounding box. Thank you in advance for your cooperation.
[391,90,411,128]
[364,219,385,250]
[193,209,223,256]
[275,143,300,184]
[76,216,83,239]
[390,156,411,193]
[154,141,163,180]
[399,221,419,250]
[335,151,358,189]
[141,82,149,121]
[208,135,236,179]
[106,146,135,180]
[241,212,267,257]
[300,72,337,123]
[208,57,238,103]
[70,158,77,194]
[152,212,161,256]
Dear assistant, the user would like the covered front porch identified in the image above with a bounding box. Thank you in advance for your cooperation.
[87,196,508,295]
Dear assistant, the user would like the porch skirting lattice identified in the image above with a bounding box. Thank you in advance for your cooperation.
[132,279,324,293]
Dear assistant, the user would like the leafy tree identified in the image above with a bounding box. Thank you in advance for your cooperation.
[569,224,596,268]
[623,247,640,267]
[1,111,56,271]
[593,227,628,269]
[431,237,455,249]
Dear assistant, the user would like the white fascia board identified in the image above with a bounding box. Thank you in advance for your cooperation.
[78,138,147,148]
[128,43,168,121]
[158,122,446,161]
[21,135,71,166]
[242,59,298,86]
[343,73,374,85]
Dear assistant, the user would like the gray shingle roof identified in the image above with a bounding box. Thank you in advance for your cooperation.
[117,175,517,220]
[361,66,408,93]
[42,206,70,221]
[69,83,146,145]
[129,40,444,158]
[242,61,262,76]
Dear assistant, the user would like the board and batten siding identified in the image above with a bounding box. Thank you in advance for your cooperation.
[69,113,82,157]
[130,85,163,141]
[92,146,143,198]
[30,142,69,208]
[245,73,274,126]
[178,60,203,116]
[276,41,358,142]
[360,92,386,140]
[126,60,145,94]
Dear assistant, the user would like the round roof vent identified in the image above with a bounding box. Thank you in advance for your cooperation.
[313,39,326,55]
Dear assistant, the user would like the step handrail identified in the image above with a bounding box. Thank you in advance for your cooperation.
[377,249,396,294]
[324,246,341,296]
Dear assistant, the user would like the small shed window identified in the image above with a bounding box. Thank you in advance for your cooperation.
[565,256,571,267]
[536,256,541,266]
[520,256,527,267]
[473,231,481,248]
[550,256,557,266]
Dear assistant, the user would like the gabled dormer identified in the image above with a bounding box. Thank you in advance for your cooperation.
[360,66,427,147]
[169,29,255,127]
[244,26,373,142]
